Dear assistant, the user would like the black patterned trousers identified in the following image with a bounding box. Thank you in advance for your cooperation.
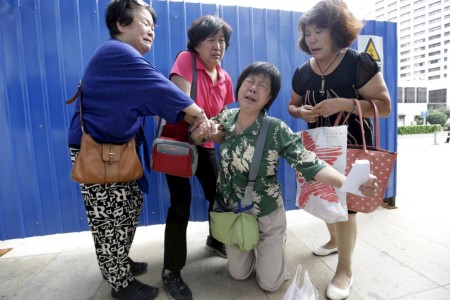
[70,148,143,291]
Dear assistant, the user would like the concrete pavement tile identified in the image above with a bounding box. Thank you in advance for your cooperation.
[0,255,54,299]
[394,287,450,300]
[8,250,101,300]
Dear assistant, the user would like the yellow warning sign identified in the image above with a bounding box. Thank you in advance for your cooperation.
[364,38,381,62]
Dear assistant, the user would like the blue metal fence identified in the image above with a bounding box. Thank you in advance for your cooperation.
[0,0,397,240]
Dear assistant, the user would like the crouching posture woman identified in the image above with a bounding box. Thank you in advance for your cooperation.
[190,61,379,291]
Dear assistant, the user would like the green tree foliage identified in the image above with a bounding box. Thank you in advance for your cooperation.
[427,111,448,126]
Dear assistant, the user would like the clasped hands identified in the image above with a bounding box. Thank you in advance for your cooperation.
[298,98,350,123]
[190,117,218,145]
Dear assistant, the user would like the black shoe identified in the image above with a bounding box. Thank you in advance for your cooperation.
[162,270,193,300]
[111,279,158,300]
[205,235,227,258]
[127,257,148,276]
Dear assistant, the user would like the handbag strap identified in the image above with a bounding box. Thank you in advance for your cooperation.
[334,99,381,150]
[156,51,197,137]
[239,116,271,210]
[65,80,86,133]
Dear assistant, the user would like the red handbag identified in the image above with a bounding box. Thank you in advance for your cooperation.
[337,100,397,213]
[150,51,198,178]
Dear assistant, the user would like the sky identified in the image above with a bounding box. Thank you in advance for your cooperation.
[187,0,375,20]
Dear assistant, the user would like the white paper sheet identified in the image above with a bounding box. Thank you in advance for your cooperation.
[339,160,370,197]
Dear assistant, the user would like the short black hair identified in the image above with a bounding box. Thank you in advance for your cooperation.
[187,15,232,52]
[106,0,157,38]
[235,62,281,111]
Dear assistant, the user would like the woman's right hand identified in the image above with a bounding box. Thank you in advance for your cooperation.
[298,105,320,123]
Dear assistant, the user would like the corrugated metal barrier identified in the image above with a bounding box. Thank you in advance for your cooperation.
[0,0,397,240]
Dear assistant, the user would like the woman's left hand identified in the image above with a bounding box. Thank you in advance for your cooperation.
[359,174,378,197]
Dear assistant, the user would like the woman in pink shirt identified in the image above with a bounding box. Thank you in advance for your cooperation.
[160,15,234,300]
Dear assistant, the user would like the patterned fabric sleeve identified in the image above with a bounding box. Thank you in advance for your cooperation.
[272,119,328,181]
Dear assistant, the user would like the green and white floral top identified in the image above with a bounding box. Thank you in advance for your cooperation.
[214,108,328,218]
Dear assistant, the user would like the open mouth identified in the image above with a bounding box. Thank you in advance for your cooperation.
[244,95,257,102]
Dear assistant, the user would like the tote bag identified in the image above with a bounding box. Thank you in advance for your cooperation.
[336,100,397,213]
[296,125,348,223]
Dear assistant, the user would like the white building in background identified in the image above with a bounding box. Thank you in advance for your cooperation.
[374,0,450,126]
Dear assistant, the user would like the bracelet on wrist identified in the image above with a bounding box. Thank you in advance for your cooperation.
[296,107,301,118]
[193,109,205,119]
[350,101,356,114]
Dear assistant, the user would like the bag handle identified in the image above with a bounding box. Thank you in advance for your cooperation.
[333,99,380,150]
[156,51,197,137]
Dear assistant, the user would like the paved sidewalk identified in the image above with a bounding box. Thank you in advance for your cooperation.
[1,133,449,300]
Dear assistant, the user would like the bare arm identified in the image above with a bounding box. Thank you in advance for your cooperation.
[313,166,378,197]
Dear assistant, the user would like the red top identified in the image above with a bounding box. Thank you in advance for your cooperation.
[163,51,234,148]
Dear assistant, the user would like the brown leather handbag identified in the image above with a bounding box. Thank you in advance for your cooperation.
[66,81,143,184]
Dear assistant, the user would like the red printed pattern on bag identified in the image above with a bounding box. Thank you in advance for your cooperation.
[298,131,344,208]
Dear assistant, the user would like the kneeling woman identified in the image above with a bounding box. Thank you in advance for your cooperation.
[190,62,378,291]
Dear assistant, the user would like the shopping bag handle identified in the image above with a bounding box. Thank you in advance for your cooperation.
[334,99,380,149]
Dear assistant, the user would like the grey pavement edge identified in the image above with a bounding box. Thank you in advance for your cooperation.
[1,133,450,300]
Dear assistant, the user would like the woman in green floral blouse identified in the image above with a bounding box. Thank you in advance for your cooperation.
[191,61,378,292]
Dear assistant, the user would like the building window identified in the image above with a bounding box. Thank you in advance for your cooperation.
[405,87,415,103]
[428,67,441,72]
[414,46,425,51]
[428,75,441,80]
[400,58,411,63]
[400,50,411,55]
[414,38,425,44]
[414,54,426,59]
[414,22,425,29]
[400,27,411,33]
[429,89,447,103]
[398,87,404,103]
[429,1,442,9]
[429,34,441,40]
[401,4,411,10]
[417,87,427,103]
[414,0,425,4]
[429,26,441,32]
[429,59,441,64]
[400,11,411,18]
[414,30,425,36]
[401,42,411,48]
[414,7,425,13]
[429,9,441,16]
[429,42,441,48]
[401,19,411,25]
[429,17,441,24]
[429,50,441,56]
[414,62,425,67]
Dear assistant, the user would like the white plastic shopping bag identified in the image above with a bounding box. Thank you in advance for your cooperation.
[296,125,348,223]
[283,264,318,300]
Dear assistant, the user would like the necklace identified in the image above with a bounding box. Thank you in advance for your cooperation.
[315,51,340,95]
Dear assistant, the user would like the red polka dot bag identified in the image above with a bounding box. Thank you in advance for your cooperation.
[341,100,397,213]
